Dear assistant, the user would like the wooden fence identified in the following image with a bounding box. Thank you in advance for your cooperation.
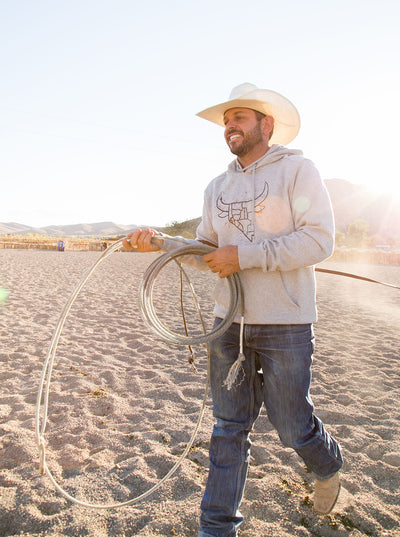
[330,248,400,265]
[0,237,115,251]
[1,237,399,265]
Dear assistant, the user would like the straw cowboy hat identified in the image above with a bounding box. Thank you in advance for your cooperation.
[197,83,300,145]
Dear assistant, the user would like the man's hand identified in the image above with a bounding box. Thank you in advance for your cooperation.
[202,245,240,278]
[122,228,162,252]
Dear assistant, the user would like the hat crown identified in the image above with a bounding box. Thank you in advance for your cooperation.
[229,83,258,100]
[197,83,301,145]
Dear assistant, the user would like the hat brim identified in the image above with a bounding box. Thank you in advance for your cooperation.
[196,90,300,145]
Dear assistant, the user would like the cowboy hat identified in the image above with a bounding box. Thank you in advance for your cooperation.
[196,83,300,145]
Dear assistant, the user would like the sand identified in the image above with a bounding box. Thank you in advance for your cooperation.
[0,249,399,537]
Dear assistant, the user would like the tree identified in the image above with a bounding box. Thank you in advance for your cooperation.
[335,230,346,247]
[163,218,200,239]
[347,219,370,247]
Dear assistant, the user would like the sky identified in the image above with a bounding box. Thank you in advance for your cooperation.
[1,0,399,228]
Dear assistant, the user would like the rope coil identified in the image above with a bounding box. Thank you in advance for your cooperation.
[140,243,244,346]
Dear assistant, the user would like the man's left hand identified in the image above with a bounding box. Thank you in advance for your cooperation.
[203,245,240,278]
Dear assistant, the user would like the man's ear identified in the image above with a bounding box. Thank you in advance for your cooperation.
[262,115,275,139]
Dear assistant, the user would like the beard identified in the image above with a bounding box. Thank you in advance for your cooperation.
[227,121,264,158]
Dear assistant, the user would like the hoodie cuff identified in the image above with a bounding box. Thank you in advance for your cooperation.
[238,244,265,270]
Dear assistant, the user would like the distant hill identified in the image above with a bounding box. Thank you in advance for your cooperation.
[1,180,399,240]
[0,221,139,237]
[325,179,400,240]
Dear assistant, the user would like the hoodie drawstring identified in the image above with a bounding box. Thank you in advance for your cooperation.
[222,165,257,390]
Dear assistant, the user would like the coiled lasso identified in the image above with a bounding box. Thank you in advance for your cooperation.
[35,235,244,509]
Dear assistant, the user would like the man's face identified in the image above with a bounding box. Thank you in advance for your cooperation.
[223,108,264,158]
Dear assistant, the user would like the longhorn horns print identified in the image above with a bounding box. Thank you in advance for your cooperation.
[216,181,269,241]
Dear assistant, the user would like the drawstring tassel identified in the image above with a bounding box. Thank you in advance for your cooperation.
[223,315,246,390]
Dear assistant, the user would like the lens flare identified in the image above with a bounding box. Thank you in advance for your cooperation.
[293,195,311,213]
[0,287,9,303]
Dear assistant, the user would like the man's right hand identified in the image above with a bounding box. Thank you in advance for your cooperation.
[122,228,162,252]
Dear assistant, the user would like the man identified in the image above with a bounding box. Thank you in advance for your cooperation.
[124,83,343,537]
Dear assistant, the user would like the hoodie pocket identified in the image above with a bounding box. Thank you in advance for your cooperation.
[277,271,300,309]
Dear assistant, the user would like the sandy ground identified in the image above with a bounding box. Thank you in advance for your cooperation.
[0,249,399,537]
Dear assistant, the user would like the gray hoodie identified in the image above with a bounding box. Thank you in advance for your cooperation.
[195,144,335,324]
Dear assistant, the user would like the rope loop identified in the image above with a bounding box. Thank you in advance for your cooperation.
[39,435,46,475]
[35,235,243,510]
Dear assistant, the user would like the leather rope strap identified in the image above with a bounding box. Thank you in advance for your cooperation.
[315,267,400,290]
[197,239,400,291]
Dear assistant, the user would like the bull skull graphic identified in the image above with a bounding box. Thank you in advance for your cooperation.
[216,182,269,241]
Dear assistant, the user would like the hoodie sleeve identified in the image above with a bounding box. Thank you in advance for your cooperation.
[196,187,219,248]
[158,188,217,272]
[238,160,335,272]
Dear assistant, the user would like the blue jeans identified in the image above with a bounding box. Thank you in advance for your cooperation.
[198,320,343,537]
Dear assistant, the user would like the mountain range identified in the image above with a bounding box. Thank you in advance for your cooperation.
[0,221,137,237]
[1,179,399,240]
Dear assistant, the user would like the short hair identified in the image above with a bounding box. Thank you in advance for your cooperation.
[254,110,274,140]
[254,110,266,121]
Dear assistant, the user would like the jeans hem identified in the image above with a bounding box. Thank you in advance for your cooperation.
[314,468,342,481]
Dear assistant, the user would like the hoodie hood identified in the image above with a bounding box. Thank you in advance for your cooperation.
[228,144,303,174]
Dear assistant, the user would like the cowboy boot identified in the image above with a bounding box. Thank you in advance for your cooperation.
[313,472,341,515]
